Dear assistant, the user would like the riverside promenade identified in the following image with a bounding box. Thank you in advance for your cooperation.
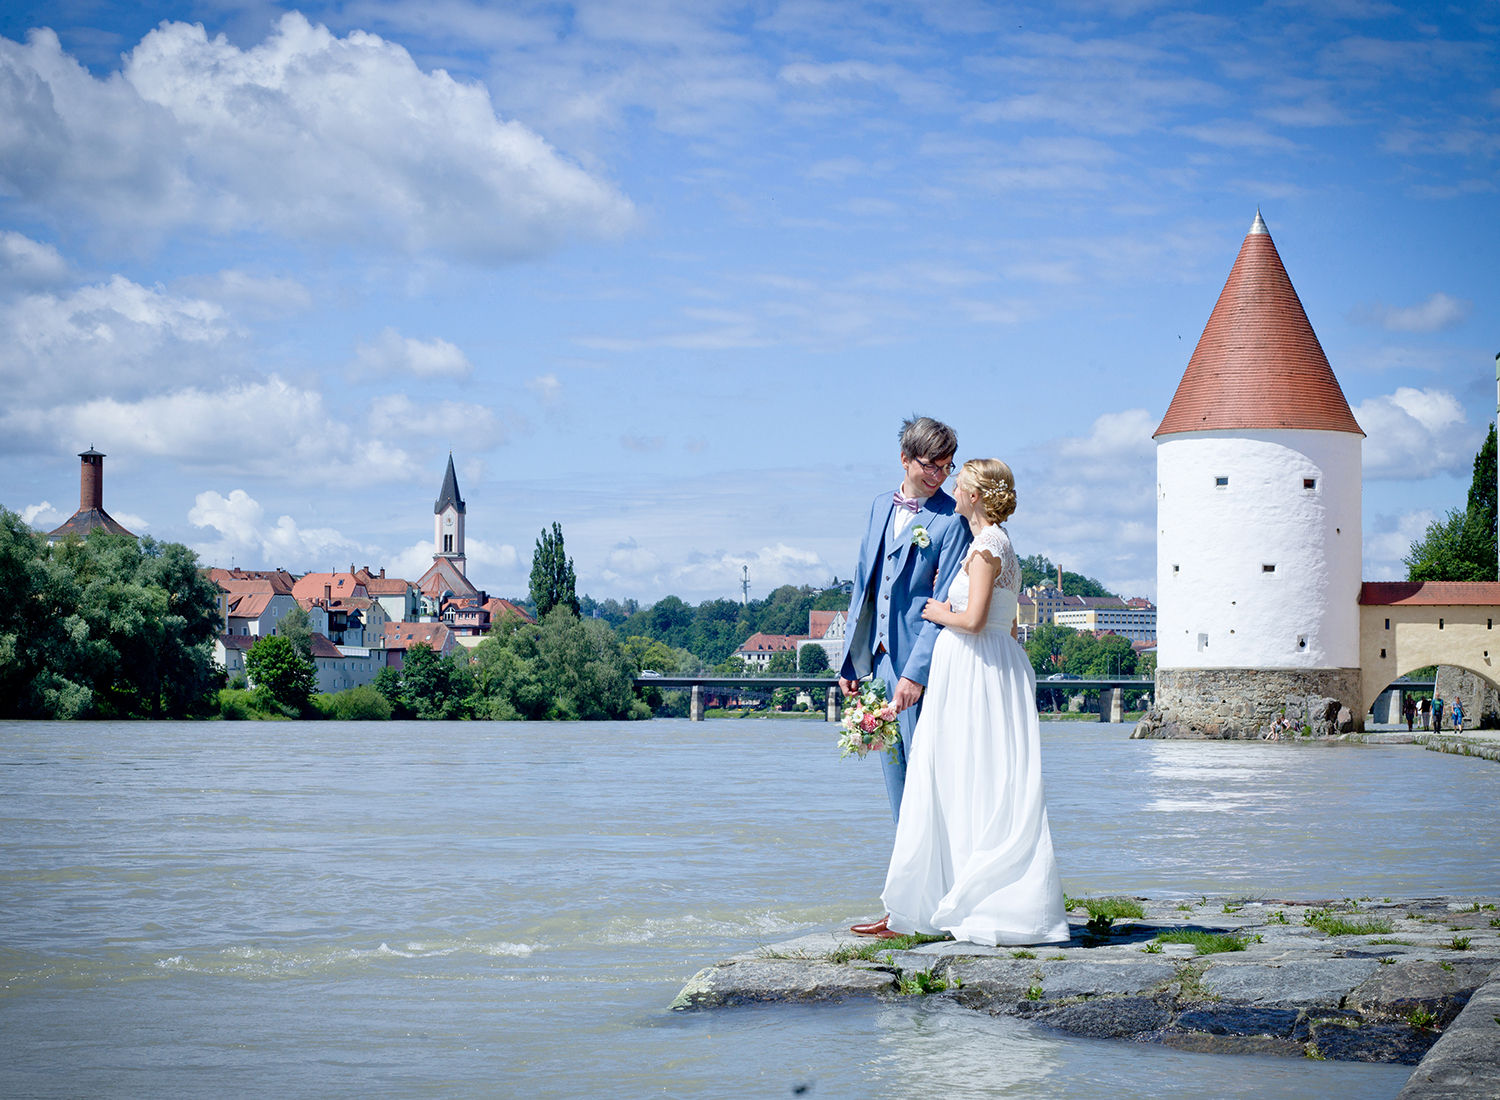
[673,895,1500,1097]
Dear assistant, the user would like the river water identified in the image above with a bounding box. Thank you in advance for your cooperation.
[3,718,1493,1098]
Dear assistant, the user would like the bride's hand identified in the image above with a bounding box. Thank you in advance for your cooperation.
[921,598,949,623]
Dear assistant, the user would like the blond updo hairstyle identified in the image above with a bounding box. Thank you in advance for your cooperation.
[958,458,1017,525]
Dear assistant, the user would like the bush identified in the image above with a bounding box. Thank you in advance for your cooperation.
[325,685,393,721]
[215,687,293,720]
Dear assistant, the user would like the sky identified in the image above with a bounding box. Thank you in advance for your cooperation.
[1,0,1495,607]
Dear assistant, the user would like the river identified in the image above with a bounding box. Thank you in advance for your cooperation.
[4,718,1492,1098]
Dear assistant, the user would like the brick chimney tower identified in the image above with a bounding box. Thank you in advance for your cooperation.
[47,447,136,542]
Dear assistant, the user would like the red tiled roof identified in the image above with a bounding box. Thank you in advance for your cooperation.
[227,592,275,619]
[381,621,454,652]
[808,610,842,639]
[484,598,535,624]
[1359,582,1500,607]
[1156,213,1362,438]
[48,507,134,539]
[735,633,804,653]
[207,568,296,594]
[292,572,368,602]
[309,633,342,658]
[217,633,259,651]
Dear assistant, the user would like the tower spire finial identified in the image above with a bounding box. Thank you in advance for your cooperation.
[1249,208,1268,235]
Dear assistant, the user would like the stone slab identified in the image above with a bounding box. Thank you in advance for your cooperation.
[1397,967,1500,1100]
[1197,958,1382,1007]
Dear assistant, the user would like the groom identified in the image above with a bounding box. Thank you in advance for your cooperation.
[838,415,971,846]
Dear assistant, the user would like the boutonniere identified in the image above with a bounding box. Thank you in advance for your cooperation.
[911,525,931,548]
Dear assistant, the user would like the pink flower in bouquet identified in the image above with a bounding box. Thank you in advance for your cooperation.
[879,706,895,722]
[868,740,885,753]
[860,713,878,733]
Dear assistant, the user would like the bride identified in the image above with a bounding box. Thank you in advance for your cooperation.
[881,458,1069,946]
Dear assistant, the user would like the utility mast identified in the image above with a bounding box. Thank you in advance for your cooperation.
[740,565,751,606]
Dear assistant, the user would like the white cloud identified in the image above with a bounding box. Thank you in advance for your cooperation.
[526,373,562,402]
[189,488,368,567]
[1354,387,1474,479]
[0,15,634,262]
[386,537,519,585]
[20,500,64,529]
[355,327,473,379]
[0,231,68,289]
[1363,508,1436,580]
[596,540,832,596]
[0,275,233,403]
[1355,292,1472,334]
[12,375,418,480]
[368,393,499,438]
[176,269,312,315]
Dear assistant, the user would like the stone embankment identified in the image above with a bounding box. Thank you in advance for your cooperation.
[673,896,1500,1094]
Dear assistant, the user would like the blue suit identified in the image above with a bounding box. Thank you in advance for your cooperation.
[838,488,972,821]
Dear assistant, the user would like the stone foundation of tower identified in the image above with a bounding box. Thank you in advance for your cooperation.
[1132,667,1362,740]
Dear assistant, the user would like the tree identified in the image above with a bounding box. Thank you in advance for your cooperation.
[1406,423,1498,582]
[530,522,580,618]
[765,649,797,675]
[400,643,474,719]
[1017,553,1114,598]
[799,644,831,676]
[276,604,315,662]
[246,634,317,714]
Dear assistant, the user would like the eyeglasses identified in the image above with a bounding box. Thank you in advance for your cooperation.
[913,457,956,477]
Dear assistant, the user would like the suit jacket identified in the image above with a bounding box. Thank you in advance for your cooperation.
[837,487,972,687]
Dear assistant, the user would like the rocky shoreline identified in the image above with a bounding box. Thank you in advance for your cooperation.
[672,895,1500,1096]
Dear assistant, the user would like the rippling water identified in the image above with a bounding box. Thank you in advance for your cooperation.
[4,718,1492,1098]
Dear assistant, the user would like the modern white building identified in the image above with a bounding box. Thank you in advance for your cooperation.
[1053,604,1157,643]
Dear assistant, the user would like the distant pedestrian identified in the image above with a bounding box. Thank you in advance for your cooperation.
[1452,700,1464,733]
[1418,697,1430,731]
[1403,695,1416,731]
[1433,697,1445,731]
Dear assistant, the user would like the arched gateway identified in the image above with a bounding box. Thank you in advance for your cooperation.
[1359,581,1500,718]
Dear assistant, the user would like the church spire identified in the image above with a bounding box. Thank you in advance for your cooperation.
[434,453,465,515]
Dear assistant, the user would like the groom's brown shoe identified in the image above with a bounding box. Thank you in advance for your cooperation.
[850,915,891,935]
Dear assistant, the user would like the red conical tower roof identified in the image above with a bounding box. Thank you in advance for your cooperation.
[1155,212,1362,437]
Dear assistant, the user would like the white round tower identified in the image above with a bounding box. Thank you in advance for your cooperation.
[1147,212,1365,738]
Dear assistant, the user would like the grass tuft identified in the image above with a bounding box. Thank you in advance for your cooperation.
[1154,930,1252,955]
[1304,909,1394,936]
[1448,935,1472,951]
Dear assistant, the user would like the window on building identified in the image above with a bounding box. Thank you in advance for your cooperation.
[1197,632,1209,651]
[1385,618,1390,630]
[1172,564,1180,575]
[1262,564,1276,573]
[1215,476,1228,487]
[1304,478,1317,490]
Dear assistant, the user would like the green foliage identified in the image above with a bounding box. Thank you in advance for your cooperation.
[798,644,831,675]
[215,687,292,720]
[400,642,475,719]
[764,649,797,675]
[245,634,317,714]
[1153,930,1252,955]
[371,666,409,717]
[275,604,315,662]
[0,515,223,718]
[321,685,393,720]
[1018,553,1114,598]
[1026,624,1138,680]
[1406,422,1498,582]
[1303,909,1394,936]
[615,584,850,668]
[529,522,580,619]
[468,608,648,721]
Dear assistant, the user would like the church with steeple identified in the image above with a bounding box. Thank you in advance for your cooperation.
[416,454,482,613]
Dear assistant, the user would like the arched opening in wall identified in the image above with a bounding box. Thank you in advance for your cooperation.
[1364,662,1500,731]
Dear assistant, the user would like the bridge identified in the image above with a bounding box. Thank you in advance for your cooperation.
[633,676,1156,721]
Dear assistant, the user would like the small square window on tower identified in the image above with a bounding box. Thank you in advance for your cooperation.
[1215,476,1229,488]
[1304,478,1317,490]
[1197,632,1209,651]
[1262,563,1277,573]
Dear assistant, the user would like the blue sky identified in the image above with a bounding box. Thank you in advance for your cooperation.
[1,0,1495,605]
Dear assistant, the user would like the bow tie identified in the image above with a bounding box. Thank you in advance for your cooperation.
[893,491,921,513]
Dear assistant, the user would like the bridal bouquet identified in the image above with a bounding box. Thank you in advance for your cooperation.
[838,680,902,763]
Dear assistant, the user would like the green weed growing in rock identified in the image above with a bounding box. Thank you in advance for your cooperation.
[1379,956,1396,965]
[1490,918,1500,929]
[1440,961,1454,971]
[1269,910,1289,924]
[1176,902,1194,912]
[1406,1007,1438,1030]
[1448,935,1472,951]
[1025,983,1043,1001]
[1141,941,1163,954]
[1077,896,1144,936]
[1154,930,1251,956]
[1222,902,1242,914]
[1011,949,1035,959]
[1304,909,1393,936]
[898,969,949,996]
[1046,954,1065,961]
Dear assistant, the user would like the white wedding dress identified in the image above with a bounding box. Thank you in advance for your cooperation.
[882,523,1069,946]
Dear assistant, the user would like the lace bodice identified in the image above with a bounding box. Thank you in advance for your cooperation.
[946,525,1020,636]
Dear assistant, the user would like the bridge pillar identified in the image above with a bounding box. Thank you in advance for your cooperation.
[690,685,704,722]
[1110,687,1124,723]
[826,686,841,723]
